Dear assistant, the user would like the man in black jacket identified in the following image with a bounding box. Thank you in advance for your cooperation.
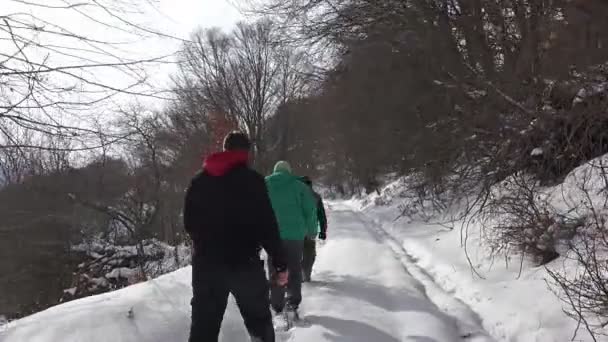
[184,132,288,342]
[300,176,328,283]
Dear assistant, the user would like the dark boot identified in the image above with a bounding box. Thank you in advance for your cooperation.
[267,258,286,313]
[302,238,316,282]
[284,240,304,309]
[302,271,311,283]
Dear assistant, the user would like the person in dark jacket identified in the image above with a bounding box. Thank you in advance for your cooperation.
[300,176,328,282]
[184,132,288,342]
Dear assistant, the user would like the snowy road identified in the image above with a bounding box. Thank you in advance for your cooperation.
[1,204,493,342]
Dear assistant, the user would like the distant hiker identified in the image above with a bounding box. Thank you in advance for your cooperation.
[184,132,288,342]
[265,161,317,319]
[300,176,328,282]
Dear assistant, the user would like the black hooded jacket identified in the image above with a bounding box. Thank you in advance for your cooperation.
[184,150,286,271]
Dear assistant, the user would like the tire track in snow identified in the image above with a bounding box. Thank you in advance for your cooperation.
[348,208,496,342]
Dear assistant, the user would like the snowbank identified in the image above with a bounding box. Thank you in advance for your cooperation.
[355,170,600,341]
[0,268,195,342]
[2,204,482,342]
[62,239,191,303]
[5,161,604,341]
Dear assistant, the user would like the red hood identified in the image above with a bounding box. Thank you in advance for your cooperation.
[203,150,249,176]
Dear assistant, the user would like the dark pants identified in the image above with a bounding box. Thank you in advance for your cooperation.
[268,240,304,312]
[189,260,274,342]
[302,238,316,281]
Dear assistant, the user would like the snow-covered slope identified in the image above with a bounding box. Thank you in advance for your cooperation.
[357,179,598,342]
[3,175,597,342]
[1,203,491,342]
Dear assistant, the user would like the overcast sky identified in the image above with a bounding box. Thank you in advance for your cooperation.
[0,0,245,144]
[2,0,244,113]
[156,0,243,37]
[143,0,245,105]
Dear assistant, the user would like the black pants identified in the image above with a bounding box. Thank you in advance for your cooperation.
[267,240,304,313]
[302,238,316,281]
[189,260,274,342]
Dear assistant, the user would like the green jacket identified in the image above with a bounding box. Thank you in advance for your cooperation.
[265,170,317,240]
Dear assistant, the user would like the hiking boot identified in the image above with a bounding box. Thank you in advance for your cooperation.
[271,305,283,315]
[285,305,300,322]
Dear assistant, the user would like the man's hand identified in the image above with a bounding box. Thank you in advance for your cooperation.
[276,270,289,286]
[318,231,327,240]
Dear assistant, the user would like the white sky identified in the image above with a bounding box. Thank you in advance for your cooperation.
[142,0,245,107]
[155,0,243,38]
[0,0,245,150]
[1,0,244,125]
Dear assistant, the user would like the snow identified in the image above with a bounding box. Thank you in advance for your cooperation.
[573,82,608,106]
[1,203,489,342]
[293,204,487,342]
[63,288,77,296]
[89,277,110,289]
[1,268,194,342]
[545,154,608,216]
[3,169,603,341]
[105,267,140,280]
[467,90,487,99]
[573,88,586,104]
[68,239,191,297]
[356,177,598,342]
[530,148,543,156]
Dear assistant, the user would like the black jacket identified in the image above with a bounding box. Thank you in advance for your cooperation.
[184,151,286,271]
[313,192,328,235]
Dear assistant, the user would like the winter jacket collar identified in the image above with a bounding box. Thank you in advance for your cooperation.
[203,150,249,176]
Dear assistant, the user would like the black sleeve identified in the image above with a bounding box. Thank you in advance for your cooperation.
[317,195,328,234]
[252,175,287,271]
[183,178,200,240]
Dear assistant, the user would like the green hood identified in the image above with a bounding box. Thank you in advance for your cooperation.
[273,161,292,173]
[265,171,317,240]
[266,170,297,186]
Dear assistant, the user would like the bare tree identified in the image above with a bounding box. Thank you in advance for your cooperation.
[178,19,309,163]
[0,130,33,185]
[237,0,608,338]
[0,0,178,151]
[68,107,166,268]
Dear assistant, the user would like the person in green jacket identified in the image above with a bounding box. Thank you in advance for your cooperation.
[265,161,317,318]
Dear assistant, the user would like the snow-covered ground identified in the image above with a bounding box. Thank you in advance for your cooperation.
[356,179,598,342]
[2,174,601,342]
[59,239,191,304]
[1,202,493,342]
